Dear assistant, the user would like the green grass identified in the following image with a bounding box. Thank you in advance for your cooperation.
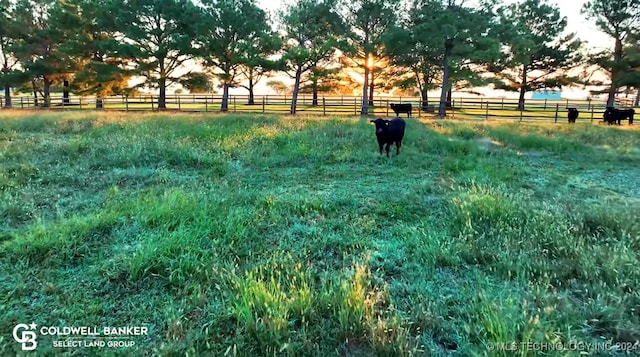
[1,111,640,356]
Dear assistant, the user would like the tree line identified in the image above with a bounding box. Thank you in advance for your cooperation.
[0,0,639,116]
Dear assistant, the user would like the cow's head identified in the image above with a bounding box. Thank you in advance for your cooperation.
[370,118,389,134]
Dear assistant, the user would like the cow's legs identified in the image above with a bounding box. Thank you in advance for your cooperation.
[385,143,390,157]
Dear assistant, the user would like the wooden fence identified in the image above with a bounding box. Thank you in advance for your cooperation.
[0,94,637,123]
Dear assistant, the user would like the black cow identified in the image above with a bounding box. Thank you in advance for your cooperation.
[390,103,412,117]
[370,117,406,157]
[567,108,579,123]
[604,106,635,125]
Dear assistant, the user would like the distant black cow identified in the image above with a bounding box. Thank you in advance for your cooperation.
[390,103,412,117]
[370,117,406,157]
[604,106,635,125]
[567,108,579,123]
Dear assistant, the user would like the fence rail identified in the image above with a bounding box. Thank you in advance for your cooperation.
[1,94,637,123]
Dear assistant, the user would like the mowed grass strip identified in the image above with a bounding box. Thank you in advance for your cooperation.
[1,111,639,356]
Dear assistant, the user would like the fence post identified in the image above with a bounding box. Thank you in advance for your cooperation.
[178,96,181,111]
[233,96,236,113]
[125,95,129,111]
[485,104,489,120]
[554,104,559,123]
[501,97,504,110]
[544,99,547,110]
[262,97,265,113]
[21,97,23,109]
[322,97,326,116]
[151,96,155,111]
[205,96,208,112]
[590,109,594,123]
[79,96,82,110]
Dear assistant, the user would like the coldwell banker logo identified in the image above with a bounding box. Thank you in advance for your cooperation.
[12,323,38,351]
[12,323,148,351]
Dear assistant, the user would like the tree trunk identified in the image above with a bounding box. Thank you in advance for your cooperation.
[221,82,230,112]
[361,55,370,115]
[43,77,51,108]
[420,87,429,109]
[438,41,453,118]
[312,79,318,106]
[158,77,167,109]
[290,67,302,115]
[446,87,452,108]
[368,68,374,107]
[63,79,70,104]
[4,83,11,108]
[607,38,623,107]
[248,77,255,105]
[518,64,527,111]
[32,80,39,107]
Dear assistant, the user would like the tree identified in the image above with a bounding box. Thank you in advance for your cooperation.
[62,0,134,106]
[237,29,282,105]
[384,4,442,110]
[299,65,340,105]
[407,0,500,117]
[108,0,199,109]
[340,0,398,115]
[10,0,82,107]
[0,1,22,108]
[266,80,291,95]
[582,0,640,107]
[281,0,344,114]
[178,72,215,93]
[490,0,583,110]
[197,0,273,111]
[618,32,640,106]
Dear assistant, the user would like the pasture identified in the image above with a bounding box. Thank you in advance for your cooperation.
[1,111,639,356]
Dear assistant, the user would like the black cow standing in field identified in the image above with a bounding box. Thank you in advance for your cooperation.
[567,108,579,123]
[390,103,412,117]
[370,117,406,157]
[603,106,635,125]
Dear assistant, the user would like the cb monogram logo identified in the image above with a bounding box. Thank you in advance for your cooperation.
[12,324,38,351]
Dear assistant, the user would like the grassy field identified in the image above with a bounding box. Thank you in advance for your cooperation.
[1,111,639,356]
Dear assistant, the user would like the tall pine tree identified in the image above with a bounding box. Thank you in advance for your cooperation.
[107,0,199,109]
[582,0,640,107]
[492,0,583,110]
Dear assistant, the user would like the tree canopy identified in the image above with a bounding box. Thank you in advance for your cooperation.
[582,0,640,106]
[492,0,583,110]
[0,0,636,113]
